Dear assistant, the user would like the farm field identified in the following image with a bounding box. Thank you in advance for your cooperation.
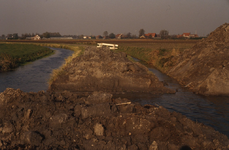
[117,42,195,61]
[1,39,197,72]
[0,43,54,72]
[1,39,199,45]
[116,40,196,74]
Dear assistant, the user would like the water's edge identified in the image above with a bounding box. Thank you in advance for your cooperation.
[118,57,229,137]
[0,47,73,92]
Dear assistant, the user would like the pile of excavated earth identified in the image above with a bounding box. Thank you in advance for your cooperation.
[168,23,229,96]
[0,89,228,149]
[49,47,174,95]
[0,44,229,149]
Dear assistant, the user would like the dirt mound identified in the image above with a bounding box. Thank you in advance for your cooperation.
[168,23,229,95]
[0,88,228,149]
[49,47,174,94]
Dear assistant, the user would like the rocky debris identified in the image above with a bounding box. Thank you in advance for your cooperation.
[94,123,104,136]
[21,131,43,146]
[49,47,175,94]
[0,88,228,149]
[168,23,229,96]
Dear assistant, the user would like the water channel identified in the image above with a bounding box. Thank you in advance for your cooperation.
[0,48,228,138]
[117,58,229,138]
[0,47,73,92]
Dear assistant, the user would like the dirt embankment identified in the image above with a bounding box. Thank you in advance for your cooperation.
[49,47,174,94]
[166,23,229,96]
[0,88,228,149]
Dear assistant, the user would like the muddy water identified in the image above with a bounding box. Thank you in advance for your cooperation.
[116,58,229,137]
[0,47,73,92]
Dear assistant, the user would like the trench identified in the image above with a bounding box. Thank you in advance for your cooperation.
[0,47,73,92]
[116,57,229,138]
[0,48,228,138]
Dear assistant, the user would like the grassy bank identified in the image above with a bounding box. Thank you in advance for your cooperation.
[46,44,85,86]
[1,41,85,85]
[23,42,86,85]
[0,43,54,72]
[117,42,195,72]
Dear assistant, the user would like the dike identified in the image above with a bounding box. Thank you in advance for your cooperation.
[49,47,174,95]
[0,88,228,149]
[167,23,229,96]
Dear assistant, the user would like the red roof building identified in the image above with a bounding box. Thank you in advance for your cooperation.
[116,34,123,39]
[182,33,191,38]
[145,33,157,38]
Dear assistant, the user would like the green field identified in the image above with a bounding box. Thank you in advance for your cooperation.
[116,42,196,72]
[0,43,54,72]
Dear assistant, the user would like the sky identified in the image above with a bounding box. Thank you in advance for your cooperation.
[0,0,228,36]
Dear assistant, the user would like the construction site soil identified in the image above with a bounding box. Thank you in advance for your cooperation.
[165,23,229,96]
[0,89,228,150]
[0,46,228,149]
[49,47,174,94]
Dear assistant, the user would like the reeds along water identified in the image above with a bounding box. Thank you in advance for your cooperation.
[0,53,17,72]
[48,46,84,86]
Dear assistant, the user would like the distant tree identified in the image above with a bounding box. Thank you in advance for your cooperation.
[126,32,131,39]
[50,32,61,37]
[11,33,18,39]
[131,34,137,39]
[21,33,29,38]
[43,32,50,38]
[109,33,116,39]
[21,34,25,39]
[78,35,84,39]
[90,36,96,39]
[103,31,108,38]
[7,34,13,38]
[159,30,169,39]
[139,29,145,37]
[96,35,103,39]
[170,35,178,39]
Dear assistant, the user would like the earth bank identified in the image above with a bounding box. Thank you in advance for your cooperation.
[0,88,228,149]
[49,47,174,95]
[118,23,229,96]
[167,23,229,96]
[1,40,229,149]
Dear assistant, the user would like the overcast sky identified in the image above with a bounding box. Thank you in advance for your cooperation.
[0,0,228,36]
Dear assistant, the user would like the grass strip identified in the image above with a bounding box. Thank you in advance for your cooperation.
[117,42,195,73]
[0,43,54,72]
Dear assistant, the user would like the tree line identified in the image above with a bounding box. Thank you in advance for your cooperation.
[1,32,62,39]
[102,29,170,39]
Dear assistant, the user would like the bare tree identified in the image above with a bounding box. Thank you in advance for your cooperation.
[103,31,108,38]
[109,33,116,39]
[43,32,50,38]
[159,30,169,39]
[139,29,145,37]
[126,32,131,39]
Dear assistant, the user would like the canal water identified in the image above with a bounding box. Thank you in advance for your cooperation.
[122,58,229,138]
[0,47,73,92]
[0,49,228,138]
